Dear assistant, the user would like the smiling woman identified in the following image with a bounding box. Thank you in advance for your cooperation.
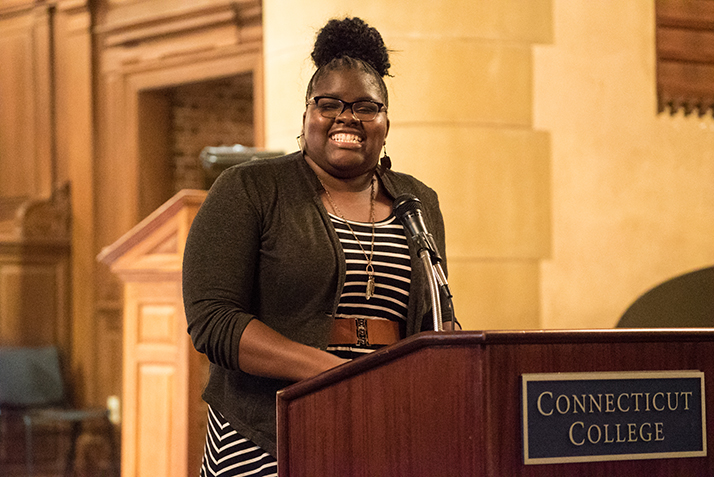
[300,18,391,200]
[302,66,390,196]
[182,16,455,477]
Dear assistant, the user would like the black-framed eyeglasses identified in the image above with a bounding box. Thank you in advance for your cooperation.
[307,96,387,121]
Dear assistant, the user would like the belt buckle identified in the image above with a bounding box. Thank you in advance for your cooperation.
[355,318,369,346]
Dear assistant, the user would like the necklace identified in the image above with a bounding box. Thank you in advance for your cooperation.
[320,177,377,300]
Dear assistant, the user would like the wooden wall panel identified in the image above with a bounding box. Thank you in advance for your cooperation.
[95,307,124,420]
[0,1,33,13]
[1,3,263,468]
[0,264,60,343]
[0,184,71,369]
[0,243,70,349]
[0,7,52,198]
[657,0,714,115]
[53,1,98,406]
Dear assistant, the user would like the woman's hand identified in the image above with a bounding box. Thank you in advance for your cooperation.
[442,320,462,331]
[238,319,349,381]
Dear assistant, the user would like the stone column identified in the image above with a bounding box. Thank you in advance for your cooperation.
[263,1,553,329]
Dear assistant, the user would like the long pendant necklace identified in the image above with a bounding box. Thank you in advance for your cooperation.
[320,176,377,300]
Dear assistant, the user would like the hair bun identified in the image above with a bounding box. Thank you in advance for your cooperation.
[311,17,391,77]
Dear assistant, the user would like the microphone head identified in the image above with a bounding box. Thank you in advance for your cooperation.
[393,194,422,220]
[393,193,441,259]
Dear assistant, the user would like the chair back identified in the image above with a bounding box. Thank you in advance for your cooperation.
[618,266,714,328]
[0,346,65,408]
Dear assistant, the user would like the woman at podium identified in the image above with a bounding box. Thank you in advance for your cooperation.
[182,16,455,477]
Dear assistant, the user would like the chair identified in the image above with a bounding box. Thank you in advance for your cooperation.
[617,265,714,328]
[0,346,117,476]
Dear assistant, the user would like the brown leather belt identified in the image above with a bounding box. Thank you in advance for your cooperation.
[329,318,403,347]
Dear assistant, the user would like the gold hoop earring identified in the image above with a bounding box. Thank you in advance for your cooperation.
[296,134,305,154]
[380,144,391,170]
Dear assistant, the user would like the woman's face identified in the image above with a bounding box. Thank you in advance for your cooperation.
[303,68,389,180]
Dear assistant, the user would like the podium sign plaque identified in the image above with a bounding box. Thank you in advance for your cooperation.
[522,371,706,464]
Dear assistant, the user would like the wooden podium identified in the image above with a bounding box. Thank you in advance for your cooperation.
[277,329,714,476]
[98,189,209,477]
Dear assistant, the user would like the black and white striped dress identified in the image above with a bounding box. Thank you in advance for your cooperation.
[326,213,411,357]
[199,214,411,477]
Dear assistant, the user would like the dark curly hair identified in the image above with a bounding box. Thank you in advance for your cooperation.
[306,17,391,106]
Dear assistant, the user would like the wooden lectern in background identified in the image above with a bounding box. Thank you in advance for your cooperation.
[277,329,714,476]
[98,189,209,477]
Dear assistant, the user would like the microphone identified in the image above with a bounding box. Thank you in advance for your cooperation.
[393,194,442,262]
[394,194,455,331]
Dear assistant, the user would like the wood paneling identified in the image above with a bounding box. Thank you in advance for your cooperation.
[657,0,714,116]
[0,1,33,13]
[0,5,53,198]
[52,1,97,406]
[0,7,263,472]
[0,186,71,352]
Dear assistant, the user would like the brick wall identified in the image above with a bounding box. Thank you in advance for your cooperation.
[170,73,254,192]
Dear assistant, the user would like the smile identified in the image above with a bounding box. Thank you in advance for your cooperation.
[330,133,363,144]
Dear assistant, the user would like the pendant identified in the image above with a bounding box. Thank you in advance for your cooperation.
[365,274,375,300]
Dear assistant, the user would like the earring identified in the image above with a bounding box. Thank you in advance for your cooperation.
[380,144,392,170]
[295,132,305,154]
[296,134,305,154]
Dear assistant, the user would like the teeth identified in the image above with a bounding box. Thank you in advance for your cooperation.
[331,133,362,143]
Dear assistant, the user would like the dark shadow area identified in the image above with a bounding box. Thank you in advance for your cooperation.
[617,266,714,328]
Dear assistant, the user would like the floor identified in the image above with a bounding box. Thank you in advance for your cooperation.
[0,459,119,477]
[0,421,119,477]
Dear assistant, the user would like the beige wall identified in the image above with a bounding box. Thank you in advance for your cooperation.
[264,0,714,331]
[263,0,552,331]
[535,1,714,328]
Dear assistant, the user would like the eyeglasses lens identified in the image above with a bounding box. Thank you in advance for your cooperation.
[315,98,381,121]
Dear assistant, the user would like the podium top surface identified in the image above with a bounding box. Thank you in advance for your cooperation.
[277,328,714,402]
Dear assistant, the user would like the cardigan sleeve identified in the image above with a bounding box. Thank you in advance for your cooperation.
[182,166,263,371]
[419,186,457,329]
